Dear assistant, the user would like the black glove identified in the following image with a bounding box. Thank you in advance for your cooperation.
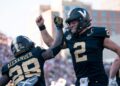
[54,16,63,29]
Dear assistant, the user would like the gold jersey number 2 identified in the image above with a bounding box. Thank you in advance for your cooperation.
[73,42,87,63]
[9,58,41,85]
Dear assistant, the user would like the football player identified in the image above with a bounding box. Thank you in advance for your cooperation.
[109,57,120,86]
[36,7,120,86]
[0,16,63,86]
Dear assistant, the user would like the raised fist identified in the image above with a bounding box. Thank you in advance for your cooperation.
[54,16,63,28]
[36,15,44,27]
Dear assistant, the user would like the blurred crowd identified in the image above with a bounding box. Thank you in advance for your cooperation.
[44,55,76,86]
[0,32,112,86]
[0,32,14,77]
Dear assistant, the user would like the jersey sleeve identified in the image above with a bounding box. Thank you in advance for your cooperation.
[92,27,110,38]
[36,47,46,61]
[1,64,9,75]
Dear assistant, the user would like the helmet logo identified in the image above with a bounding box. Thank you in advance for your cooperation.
[67,9,73,18]
[12,39,20,52]
[78,10,86,18]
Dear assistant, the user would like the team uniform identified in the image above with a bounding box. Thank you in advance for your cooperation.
[64,27,109,86]
[2,47,49,86]
[116,69,120,85]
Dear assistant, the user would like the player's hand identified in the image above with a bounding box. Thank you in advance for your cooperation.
[36,15,44,27]
[108,78,118,86]
[6,80,14,86]
[54,16,63,29]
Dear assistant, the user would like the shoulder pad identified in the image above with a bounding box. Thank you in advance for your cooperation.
[91,27,110,38]
[36,46,46,53]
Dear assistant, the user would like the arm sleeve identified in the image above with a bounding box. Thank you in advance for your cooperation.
[52,42,63,56]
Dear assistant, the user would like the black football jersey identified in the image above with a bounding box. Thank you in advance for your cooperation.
[64,27,109,80]
[2,47,47,86]
[116,69,120,86]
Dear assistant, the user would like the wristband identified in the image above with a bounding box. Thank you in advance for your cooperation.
[39,25,46,31]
